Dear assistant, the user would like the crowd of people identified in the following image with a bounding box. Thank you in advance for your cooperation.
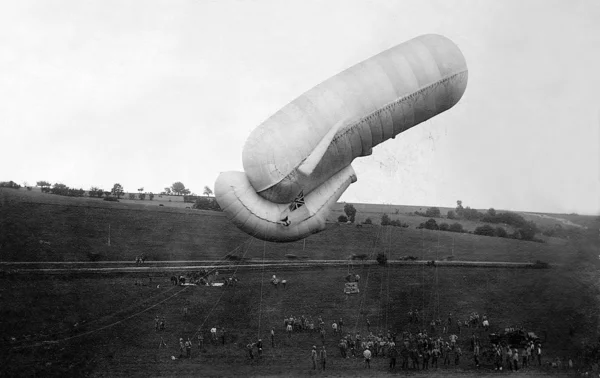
[151,272,598,373]
[169,270,239,287]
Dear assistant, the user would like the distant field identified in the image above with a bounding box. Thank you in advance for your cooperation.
[2,188,597,267]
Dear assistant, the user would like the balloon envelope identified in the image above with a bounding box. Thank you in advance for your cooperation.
[216,34,468,242]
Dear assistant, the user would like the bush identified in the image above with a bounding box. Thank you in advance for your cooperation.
[225,254,241,261]
[424,218,439,230]
[495,227,508,238]
[285,254,298,259]
[381,213,391,226]
[344,203,357,223]
[376,253,388,265]
[363,218,372,225]
[128,193,135,200]
[103,197,119,202]
[449,223,464,233]
[518,221,539,241]
[439,223,449,231]
[447,210,456,219]
[352,253,368,260]
[192,197,221,211]
[474,224,496,237]
[425,207,441,218]
[0,181,21,189]
[337,215,348,223]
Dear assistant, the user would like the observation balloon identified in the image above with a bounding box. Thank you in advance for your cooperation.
[215,34,468,242]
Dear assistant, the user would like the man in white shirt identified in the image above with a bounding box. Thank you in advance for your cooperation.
[210,327,217,343]
[363,347,372,368]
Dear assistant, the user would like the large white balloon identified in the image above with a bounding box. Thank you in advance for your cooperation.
[216,34,468,242]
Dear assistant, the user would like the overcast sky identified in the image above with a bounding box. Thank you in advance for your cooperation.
[1,0,599,215]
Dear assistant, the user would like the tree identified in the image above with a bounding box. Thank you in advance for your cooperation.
[37,181,51,188]
[203,186,213,196]
[449,223,464,233]
[381,213,391,226]
[128,193,135,200]
[344,203,357,223]
[171,182,186,195]
[439,223,449,231]
[363,218,372,225]
[51,183,68,195]
[139,192,146,200]
[89,187,100,197]
[138,187,144,193]
[425,207,441,218]
[495,227,507,238]
[164,187,172,195]
[149,192,154,201]
[488,208,497,217]
[424,218,439,230]
[338,215,348,223]
[447,210,456,219]
[518,221,539,241]
[111,183,124,199]
[474,224,495,237]
[192,197,222,211]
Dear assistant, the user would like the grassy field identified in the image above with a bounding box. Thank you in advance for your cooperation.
[1,188,597,266]
[2,261,599,377]
[1,187,599,376]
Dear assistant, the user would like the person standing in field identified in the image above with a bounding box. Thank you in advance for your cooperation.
[363,346,372,369]
[197,332,204,352]
[247,342,254,360]
[179,338,185,359]
[311,346,318,370]
[473,342,480,367]
[270,329,275,348]
[512,348,519,371]
[389,345,398,371]
[536,344,542,366]
[257,339,263,358]
[185,339,192,358]
[454,346,462,365]
[319,346,327,370]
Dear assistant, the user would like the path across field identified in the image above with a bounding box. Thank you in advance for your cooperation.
[1,260,543,275]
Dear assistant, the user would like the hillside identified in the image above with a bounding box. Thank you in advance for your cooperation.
[1,188,597,267]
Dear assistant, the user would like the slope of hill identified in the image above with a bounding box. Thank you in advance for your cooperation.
[1,188,596,266]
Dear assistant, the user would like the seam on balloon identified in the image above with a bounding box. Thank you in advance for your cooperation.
[331,69,468,144]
